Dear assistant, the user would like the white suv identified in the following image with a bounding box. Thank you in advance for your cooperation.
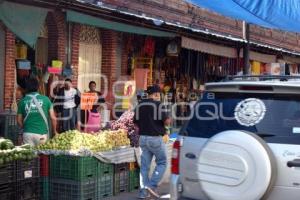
[170,76,300,200]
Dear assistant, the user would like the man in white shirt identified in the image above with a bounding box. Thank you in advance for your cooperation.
[58,78,80,132]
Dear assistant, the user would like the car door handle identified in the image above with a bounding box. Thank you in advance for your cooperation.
[185,153,196,159]
[287,159,300,168]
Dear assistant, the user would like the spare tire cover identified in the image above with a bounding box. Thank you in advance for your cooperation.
[197,130,276,200]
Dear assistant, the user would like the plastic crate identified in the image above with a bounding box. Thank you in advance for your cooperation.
[40,177,49,200]
[0,183,13,200]
[40,155,49,177]
[50,155,99,181]
[97,174,113,199]
[98,161,114,176]
[114,163,129,195]
[129,169,140,192]
[50,178,98,200]
[0,112,19,144]
[14,177,40,200]
[0,161,15,185]
[16,158,40,182]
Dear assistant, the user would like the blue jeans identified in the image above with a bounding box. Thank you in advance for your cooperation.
[139,135,167,189]
[62,108,77,132]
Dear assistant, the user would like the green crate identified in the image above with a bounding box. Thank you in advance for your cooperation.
[97,174,113,199]
[40,177,49,200]
[98,162,114,177]
[50,178,97,200]
[50,156,99,181]
[129,170,140,192]
[114,164,129,195]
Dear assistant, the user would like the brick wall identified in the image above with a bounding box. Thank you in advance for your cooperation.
[101,0,300,52]
[4,28,16,110]
[250,25,300,52]
[101,29,119,107]
[46,11,66,65]
[71,23,81,86]
[121,33,130,76]
[101,0,242,38]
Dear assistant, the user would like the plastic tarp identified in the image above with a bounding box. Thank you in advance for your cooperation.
[0,1,48,48]
[67,10,175,37]
[189,0,300,33]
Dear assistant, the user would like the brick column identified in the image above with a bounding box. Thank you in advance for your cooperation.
[121,34,130,76]
[4,29,16,110]
[101,30,118,106]
[71,23,81,86]
[46,11,66,65]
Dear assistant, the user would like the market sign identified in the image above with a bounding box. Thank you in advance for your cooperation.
[80,93,98,110]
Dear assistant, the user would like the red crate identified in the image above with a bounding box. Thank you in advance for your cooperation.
[40,155,49,177]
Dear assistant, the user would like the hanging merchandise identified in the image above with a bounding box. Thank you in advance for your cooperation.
[167,40,180,56]
[134,68,149,90]
[127,53,133,75]
[48,67,62,75]
[62,64,73,77]
[193,78,198,90]
[143,37,155,57]
[132,57,153,87]
[289,64,299,75]
[16,43,27,59]
[43,72,50,83]
[251,61,261,75]
[16,59,31,70]
[17,69,30,78]
[265,63,281,75]
[52,60,63,69]
[285,63,290,75]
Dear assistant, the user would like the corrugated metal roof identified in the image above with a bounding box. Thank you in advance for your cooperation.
[76,0,300,56]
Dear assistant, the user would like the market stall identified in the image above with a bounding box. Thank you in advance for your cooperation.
[0,108,175,200]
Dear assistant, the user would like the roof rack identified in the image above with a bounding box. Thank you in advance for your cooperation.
[224,75,300,82]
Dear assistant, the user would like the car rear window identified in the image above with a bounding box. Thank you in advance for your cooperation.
[184,92,300,140]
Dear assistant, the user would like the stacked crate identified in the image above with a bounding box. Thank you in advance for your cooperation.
[0,112,20,145]
[97,162,114,199]
[49,155,114,200]
[14,158,41,200]
[40,155,50,200]
[0,162,15,200]
[129,162,140,192]
[114,163,130,195]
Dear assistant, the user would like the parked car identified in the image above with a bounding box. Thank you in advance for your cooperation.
[170,76,300,200]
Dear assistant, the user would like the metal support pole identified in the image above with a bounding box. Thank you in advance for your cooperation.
[243,22,250,75]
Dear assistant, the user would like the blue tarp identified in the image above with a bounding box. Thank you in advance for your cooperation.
[189,0,300,33]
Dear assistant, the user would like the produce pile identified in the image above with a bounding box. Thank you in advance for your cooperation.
[36,130,130,153]
[0,138,36,165]
[111,111,139,147]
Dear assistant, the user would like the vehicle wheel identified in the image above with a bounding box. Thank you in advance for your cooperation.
[197,130,277,200]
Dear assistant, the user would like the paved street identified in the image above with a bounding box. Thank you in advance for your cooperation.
[109,183,170,200]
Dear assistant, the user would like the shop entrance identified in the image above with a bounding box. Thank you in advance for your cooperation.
[78,25,102,92]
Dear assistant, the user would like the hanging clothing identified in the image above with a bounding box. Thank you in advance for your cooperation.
[134,68,149,90]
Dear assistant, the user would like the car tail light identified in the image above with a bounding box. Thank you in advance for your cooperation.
[171,140,180,175]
